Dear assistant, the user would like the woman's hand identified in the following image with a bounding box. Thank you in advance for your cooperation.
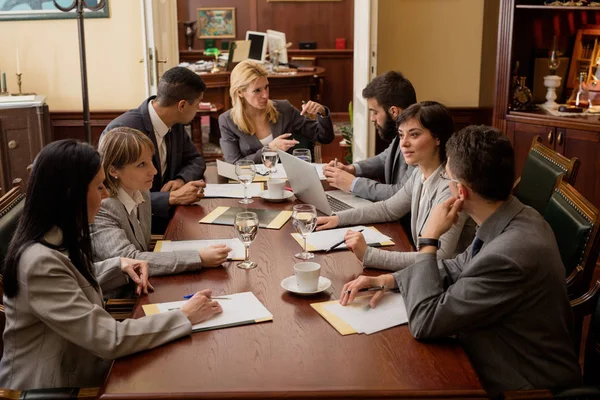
[268,133,299,152]
[301,101,326,117]
[316,215,339,231]
[199,244,232,267]
[179,289,223,325]
[344,230,368,262]
[120,257,154,296]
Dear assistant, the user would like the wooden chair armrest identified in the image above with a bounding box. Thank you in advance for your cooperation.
[0,387,100,399]
[105,298,137,321]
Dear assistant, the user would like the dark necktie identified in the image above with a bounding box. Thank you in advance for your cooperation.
[471,237,484,258]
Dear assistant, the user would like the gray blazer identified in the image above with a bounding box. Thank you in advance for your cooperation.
[336,165,475,271]
[352,136,414,202]
[91,191,202,276]
[394,197,582,396]
[0,228,191,390]
[219,99,335,164]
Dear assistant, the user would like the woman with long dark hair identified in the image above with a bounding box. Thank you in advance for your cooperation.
[0,140,221,390]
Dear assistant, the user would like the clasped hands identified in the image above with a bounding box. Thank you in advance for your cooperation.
[162,178,206,205]
[322,160,356,192]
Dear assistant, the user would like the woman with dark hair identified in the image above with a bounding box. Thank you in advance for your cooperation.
[0,140,222,390]
[316,101,475,271]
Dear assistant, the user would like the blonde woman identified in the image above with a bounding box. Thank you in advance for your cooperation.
[91,127,231,277]
[218,60,335,164]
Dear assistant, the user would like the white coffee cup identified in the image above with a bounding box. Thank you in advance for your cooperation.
[294,262,321,292]
[268,179,286,198]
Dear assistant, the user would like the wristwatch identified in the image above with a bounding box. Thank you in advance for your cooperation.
[417,237,441,250]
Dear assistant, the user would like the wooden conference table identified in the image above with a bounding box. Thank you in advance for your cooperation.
[100,167,484,399]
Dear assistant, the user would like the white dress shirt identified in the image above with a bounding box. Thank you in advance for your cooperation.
[147,101,170,177]
[116,187,145,220]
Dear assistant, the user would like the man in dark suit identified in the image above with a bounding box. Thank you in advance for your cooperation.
[322,71,417,202]
[102,67,207,233]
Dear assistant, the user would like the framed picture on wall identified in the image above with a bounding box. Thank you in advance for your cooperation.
[197,7,236,39]
[0,0,109,21]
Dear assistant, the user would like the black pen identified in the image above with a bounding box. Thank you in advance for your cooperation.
[344,285,385,295]
[325,228,364,252]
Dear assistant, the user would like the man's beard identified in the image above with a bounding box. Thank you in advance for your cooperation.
[376,112,398,143]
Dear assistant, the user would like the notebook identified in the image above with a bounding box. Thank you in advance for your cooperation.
[290,225,394,251]
[154,238,246,260]
[311,292,408,335]
[199,206,292,229]
[143,292,273,332]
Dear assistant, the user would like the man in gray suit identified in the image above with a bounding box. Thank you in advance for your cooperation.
[102,67,207,233]
[341,125,582,396]
[323,71,417,202]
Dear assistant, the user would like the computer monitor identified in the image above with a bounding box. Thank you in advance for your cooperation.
[267,29,288,65]
[245,31,268,62]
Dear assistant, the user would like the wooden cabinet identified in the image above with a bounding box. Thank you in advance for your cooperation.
[0,104,51,193]
[506,114,600,208]
[495,1,600,209]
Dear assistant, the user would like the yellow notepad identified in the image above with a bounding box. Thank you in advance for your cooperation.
[311,299,356,335]
[199,206,292,229]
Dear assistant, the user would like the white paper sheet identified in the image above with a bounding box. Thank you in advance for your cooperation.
[203,183,263,198]
[157,238,245,260]
[294,225,392,251]
[154,292,273,332]
[252,163,327,180]
[324,292,408,335]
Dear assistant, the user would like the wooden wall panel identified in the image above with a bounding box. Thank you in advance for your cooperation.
[177,0,353,51]
[256,0,353,49]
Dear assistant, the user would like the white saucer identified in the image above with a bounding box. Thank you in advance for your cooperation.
[281,275,332,295]
[260,190,294,202]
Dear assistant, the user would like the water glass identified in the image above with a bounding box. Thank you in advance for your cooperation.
[261,145,279,173]
[292,148,311,163]
[292,204,317,260]
[234,212,259,269]
[235,160,256,204]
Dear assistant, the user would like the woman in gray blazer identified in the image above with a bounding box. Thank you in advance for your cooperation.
[91,127,231,276]
[0,140,222,390]
[219,60,335,164]
[316,102,475,271]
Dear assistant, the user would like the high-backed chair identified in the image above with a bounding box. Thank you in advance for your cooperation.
[504,282,600,399]
[515,136,580,215]
[543,175,600,299]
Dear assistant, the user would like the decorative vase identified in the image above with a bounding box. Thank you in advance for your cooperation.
[542,75,562,110]
[510,77,533,111]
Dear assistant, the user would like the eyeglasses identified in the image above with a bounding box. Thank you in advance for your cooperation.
[439,169,460,184]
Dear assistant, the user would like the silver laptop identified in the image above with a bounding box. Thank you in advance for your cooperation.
[277,150,372,215]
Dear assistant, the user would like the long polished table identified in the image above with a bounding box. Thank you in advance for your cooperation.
[100,167,485,399]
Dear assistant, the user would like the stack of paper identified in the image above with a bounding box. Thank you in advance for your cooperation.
[202,183,263,199]
[312,293,408,335]
[143,292,273,332]
[154,238,246,260]
[218,159,327,182]
[291,225,394,251]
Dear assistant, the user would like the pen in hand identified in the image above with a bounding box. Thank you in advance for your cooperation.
[334,157,338,168]
[183,294,231,300]
[344,285,385,295]
[326,228,364,252]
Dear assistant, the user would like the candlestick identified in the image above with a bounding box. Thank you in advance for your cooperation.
[16,73,22,95]
[1,72,6,94]
[16,48,20,74]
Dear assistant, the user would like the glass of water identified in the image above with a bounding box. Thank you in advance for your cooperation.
[234,212,259,269]
[261,145,279,173]
[235,160,256,204]
[292,204,317,260]
[292,148,311,162]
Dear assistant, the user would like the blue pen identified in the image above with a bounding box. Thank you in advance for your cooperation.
[183,294,231,300]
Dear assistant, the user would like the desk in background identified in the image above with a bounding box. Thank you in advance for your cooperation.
[100,166,484,400]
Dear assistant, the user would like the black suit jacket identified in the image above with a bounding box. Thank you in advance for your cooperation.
[101,96,206,220]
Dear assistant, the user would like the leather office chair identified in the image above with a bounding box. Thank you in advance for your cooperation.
[543,175,600,299]
[503,282,600,400]
[514,136,579,215]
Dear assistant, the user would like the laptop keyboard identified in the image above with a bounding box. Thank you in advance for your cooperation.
[326,194,353,212]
